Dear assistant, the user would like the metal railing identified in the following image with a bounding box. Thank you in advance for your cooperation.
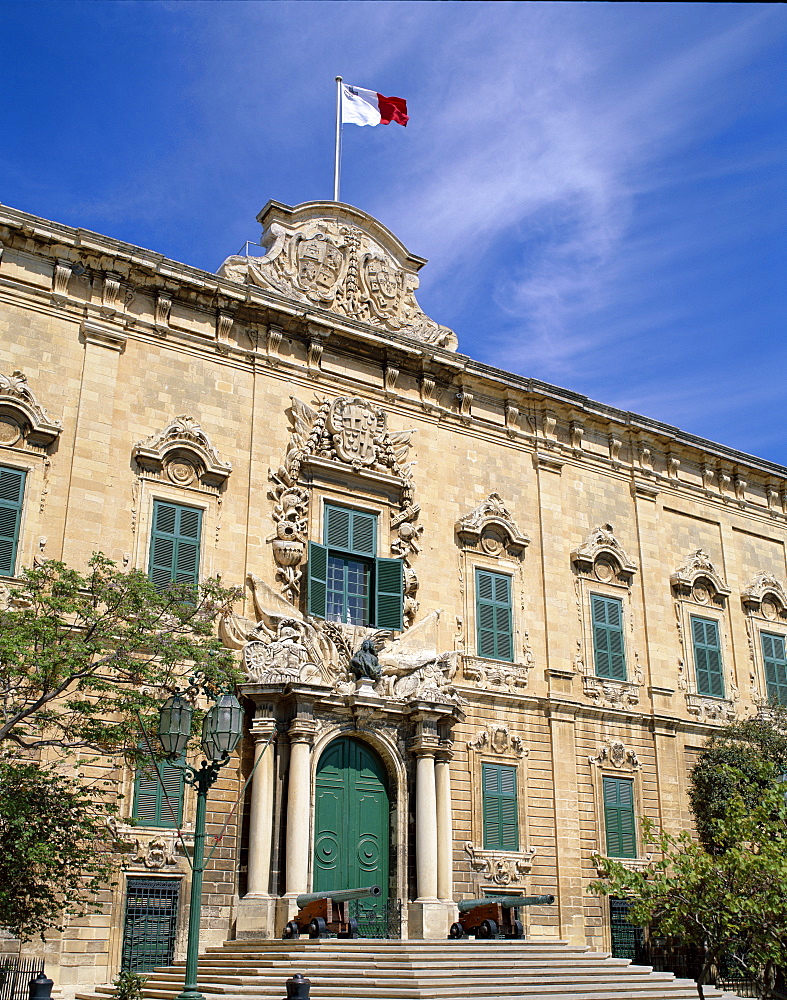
[0,959,45,1000]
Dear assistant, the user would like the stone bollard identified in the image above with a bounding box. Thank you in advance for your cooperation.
[29,972,54,1000]
[285,973,311,999]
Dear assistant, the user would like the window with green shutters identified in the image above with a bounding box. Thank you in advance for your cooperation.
[133,759,185,828]
[482,762,519,851]
[0,465,26,577]
[603,776,637,858]
[591,594,627,680]
[148,501,202,590]
[475,569,513,662]
[691,616,724,698]
[761,632,787,706]
[307,504,403,631]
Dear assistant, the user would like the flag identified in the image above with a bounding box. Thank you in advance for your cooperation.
[341,85,409,127]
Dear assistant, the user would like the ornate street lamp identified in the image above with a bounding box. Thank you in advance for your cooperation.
[157,691,244,1000]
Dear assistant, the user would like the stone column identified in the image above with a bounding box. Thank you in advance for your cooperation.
[246,717,276,896]
[284,719,315,898]
[415,749,439,902]
[435,745,454,903]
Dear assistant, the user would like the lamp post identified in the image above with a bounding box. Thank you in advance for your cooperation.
[157,691,244,1000]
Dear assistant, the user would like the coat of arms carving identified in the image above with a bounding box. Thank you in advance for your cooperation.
[327,397,384,467]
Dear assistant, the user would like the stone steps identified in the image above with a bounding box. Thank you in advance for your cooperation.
[76,938,744,1000]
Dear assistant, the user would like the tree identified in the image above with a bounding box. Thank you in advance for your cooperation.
[0,553,243,937]
[590,713,787,999]
[0,554,242,754]
[0,753,117,941]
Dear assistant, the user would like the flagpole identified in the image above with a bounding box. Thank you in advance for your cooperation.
[334,76,343,202]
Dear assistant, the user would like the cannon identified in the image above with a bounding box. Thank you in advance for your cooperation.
[449,894,555,940]
[282,885,381,940]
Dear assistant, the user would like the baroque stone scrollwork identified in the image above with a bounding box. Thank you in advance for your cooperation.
[0,370,62,448]
[464,842,536,885]
[132,415,232,488]
[571,524,637,583]
[467,724,526,756]
[455,493,529,559]
[582,676,640,710]
[217,201,457,351]
[589,740,641,770]
[222,576,462,707]
[268,394,422,623]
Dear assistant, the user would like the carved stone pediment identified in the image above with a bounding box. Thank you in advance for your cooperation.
[671,549,730,601]
[455,493,529,558]
[571,523,636,582]
[217,201,457,351]
[133,415,232,488]
[0,370,62,448]
[742,572,787,618]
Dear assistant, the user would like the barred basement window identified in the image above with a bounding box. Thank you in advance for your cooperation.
[591,594,627,680]
[148,500,202,590]
[691,616,724,698]
[122,877,179,973]
[482,762,519,851]
[475,569,513,662]
[761,632,787,706]
[0,465,25,576]
[307,504,403,630]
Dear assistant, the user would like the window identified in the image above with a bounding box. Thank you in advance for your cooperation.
[475,569,513,661]
[148,500,202,590]
[133,758,185,828]
[603,776,636,858]
[591,594,626,680]
[691,616,724,698]
[122,877,179,973]
[307,504,403,630]
[0,465,26,576]
[762,632,787,706]
[482,762,519,851]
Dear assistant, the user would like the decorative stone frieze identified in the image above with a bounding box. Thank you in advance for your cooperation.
[132,415,232,488]
[455,493,529,559]
[0,370,62,448]
[464,842,536,885]
[217,200,457,350]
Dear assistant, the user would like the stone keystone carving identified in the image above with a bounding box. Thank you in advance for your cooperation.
[671,549,730,599]
[455,493,529,558]
[0,370,62,448]
[133,415,232,488]
[571,523,637,580]
[217,200,457,351]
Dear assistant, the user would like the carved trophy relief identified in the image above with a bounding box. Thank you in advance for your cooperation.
[217,203,457,350]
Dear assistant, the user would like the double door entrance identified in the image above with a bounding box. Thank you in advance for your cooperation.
[313,737,390,933]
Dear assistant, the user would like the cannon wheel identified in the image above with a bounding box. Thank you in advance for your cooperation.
[347,917,359,939]
[511,919,524,939]
[308,917,327,939]
[477,919,498,939]
[282,921,300,940]
[448,922,464,939]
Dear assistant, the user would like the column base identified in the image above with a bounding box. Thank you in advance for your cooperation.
[235,894,277,939]
[407,900,457,939]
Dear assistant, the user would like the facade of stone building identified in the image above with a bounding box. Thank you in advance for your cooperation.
[1,199,787,993]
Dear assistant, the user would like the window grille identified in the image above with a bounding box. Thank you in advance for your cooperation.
[122,877,180,973]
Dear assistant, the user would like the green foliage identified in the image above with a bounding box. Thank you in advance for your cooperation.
[111,970,147,1000]
[0,554,243,755]
[689,710,787,852]
[0,753,117,941]
[591,792,787,997]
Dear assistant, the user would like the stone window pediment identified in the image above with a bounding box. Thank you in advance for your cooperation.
[0,370,62,449]
[133,415,232,489]
[455,493,529,559]
[571,523,636,585]
[670,549,730,604]
[742,572,787,620]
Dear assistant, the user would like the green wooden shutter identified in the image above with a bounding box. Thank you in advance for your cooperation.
[476,570,513,662]
[762,632,787,706]
[375,556,403,631]
[133,760,184,828]
[603,776,636,858]
[308,540,329,619]
[0,466,25,576]
[482,763,519,851]
[691,617,724,697]
[592,595,627,680]
[148,501,202,590]
[324,505,377,557]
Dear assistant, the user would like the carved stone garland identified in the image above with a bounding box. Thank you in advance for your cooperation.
[269,394,422,623]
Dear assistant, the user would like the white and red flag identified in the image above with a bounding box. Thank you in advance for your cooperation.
[341,84,409,127]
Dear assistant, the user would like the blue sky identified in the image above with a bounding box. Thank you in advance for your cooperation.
[2,2,786,464]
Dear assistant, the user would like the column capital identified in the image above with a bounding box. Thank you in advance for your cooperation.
[435,741,454,763]
[288,718,316,744]
[250,718,277,741]
[409,736,441,756]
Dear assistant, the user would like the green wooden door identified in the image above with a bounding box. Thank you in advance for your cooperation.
[314,737,389,920]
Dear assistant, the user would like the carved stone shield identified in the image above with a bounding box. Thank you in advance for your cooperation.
[361,253,402,321]
[327,397,385,466]
[294,233,345,302]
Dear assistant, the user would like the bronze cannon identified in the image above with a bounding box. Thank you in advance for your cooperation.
[282,885,382,940]
[449,894,555,940]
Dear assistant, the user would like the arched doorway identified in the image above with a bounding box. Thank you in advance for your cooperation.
[313,737,390,926]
